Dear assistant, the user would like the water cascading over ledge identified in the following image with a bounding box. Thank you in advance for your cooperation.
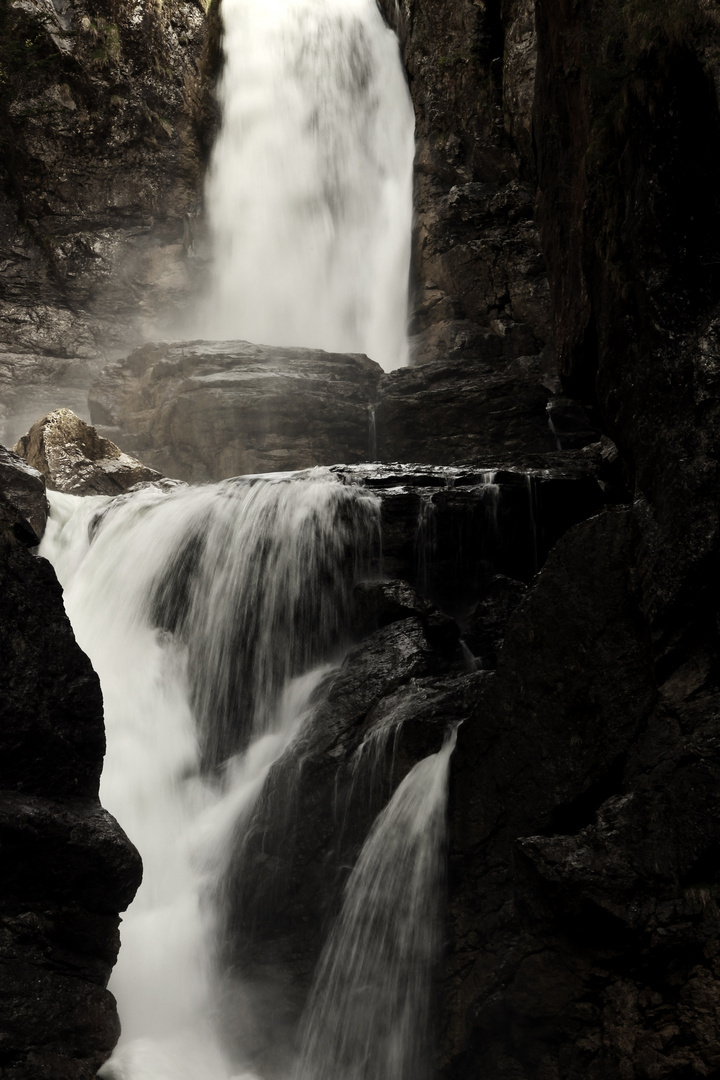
[200,0,415,371]
[39,471,464,1080]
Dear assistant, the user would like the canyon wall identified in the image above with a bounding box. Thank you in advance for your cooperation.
[377,1,720,1077]
[2,0,720,1076]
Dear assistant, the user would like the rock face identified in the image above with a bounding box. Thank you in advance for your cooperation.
[14,408,162,495]
[0,0,219,441]
[377,0,550,368]
[89,341,385,480]
[88,341,604,481]
[365,3,720,1077]
[376,354,560,462]
[0,446,48,541]
[218,607,483,1077]
[0,471,142,1079]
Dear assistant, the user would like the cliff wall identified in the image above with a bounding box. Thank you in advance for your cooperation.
[0,0,219,442]
[379,1,720,1077]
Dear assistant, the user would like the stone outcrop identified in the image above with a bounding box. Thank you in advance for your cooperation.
[441,508,720,1080]
[14,408,162,495]
[0,474,141,1079]
[0,352,106,449]
[87,340,604,481]
[376,354,561,462]
[89,341,385,480]
[366,3,720,1076]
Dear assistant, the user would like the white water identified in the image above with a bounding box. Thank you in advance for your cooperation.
[40,473,380,1080]
[199,0,415,370]
[296,731,457,1080]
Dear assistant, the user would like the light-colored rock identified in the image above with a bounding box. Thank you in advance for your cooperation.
[13,408,163,495]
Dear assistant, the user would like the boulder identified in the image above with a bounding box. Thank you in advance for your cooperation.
[89,341,384,482]
[13,408,162,496]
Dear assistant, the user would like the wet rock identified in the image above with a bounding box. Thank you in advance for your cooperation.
[0,351,106,449]
[89,340,383,481]
[377,0,549,366]
[0,445,48,541]
[14,408,162,495]
[219,614,483,1076]
[335,460,605,613]
[376,355,558,462]
[0,497,142,1079]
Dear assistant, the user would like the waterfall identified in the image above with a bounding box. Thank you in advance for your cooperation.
[296,731,457,1080]
[200,0,415,371]
[39,472,380,1079]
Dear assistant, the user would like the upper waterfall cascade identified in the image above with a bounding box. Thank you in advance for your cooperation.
[40,472,455,1080]
[200,0,415,371]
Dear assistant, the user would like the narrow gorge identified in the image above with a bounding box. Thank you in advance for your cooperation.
[1,1,720,1080]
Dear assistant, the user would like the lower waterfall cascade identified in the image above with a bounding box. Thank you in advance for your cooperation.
[39,472,458,1080]
[200,0,415,372]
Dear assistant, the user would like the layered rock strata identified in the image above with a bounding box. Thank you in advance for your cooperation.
[87,340,601,481]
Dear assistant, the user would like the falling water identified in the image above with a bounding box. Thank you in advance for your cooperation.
[40,472,380,1080]
[200,0,415,370]
[296,731,457,1080]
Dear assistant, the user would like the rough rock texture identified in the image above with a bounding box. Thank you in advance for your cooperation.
[89,341,385,480]
[0,481,141,1078]
[13,407,162,495]
[0,0,220,439]
[0,352,106,448]
[0,445,48,541]
[336,461,605,615]
[534,0,720,647]
[88,341,604,481]
[218,611,483,1077]
[369,3,720,1077]
[376,354,561,462]
[441,509,720,1080]
[377,0,550,367]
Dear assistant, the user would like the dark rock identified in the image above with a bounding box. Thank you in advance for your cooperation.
[335,461,605,613]
[0,0,219,372]
[89,340,384,481]
[376,355,558,462]
[463,574,526,669]
[0,498,142,1078]
[218,615,483,1076]
[14,408,163,495]
[0,445,48,541]
[377,0,550,366]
